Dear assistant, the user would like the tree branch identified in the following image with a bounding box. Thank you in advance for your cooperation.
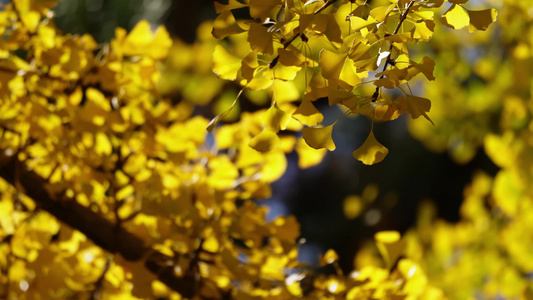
[0,154,198,298]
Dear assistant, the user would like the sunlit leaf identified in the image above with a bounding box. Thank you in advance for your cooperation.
[261,104,292,132]
[249,129,280,152]
[293,99,323,127]
[295,137,327,168]
[441,4,470,30]
[212,11,246,39]
[302,125,336,151]
[353,130,388,165]
[213,45,242,80]
[247,23,275,55]
[396,94,434,124]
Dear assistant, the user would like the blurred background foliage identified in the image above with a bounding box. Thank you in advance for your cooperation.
[50,0,503,273]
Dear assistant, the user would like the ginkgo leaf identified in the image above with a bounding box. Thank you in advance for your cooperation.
[249,129,280,152]
[349,16,378,32]
[328,88,359,110]
[441,4,470,30]
[302,125,336,151]
[467,8,497,32]
[406,56,436,81]
[247,23,274,55]
[261,104,292,132]
[249,0,282,20]
[293,99,324,126]
[299,14,342,45]
[304,72,329,101]
[213,45,242,80]
[411,20,435,41]
[353,130,388,165]
[296,138,327,168]
[212,11,246,39]
[369,4,395,23]
[214,0,248,13]
[396,95,434,125]
[319,49,361,88]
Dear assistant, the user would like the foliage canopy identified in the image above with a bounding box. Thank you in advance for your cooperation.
[1,0,532,299]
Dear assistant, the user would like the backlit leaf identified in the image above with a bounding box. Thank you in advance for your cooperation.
[396,94,434,124]
[441,4,470,30]
[249,0,282,20]
[213,45,242,80]
[293,99,324,127]
[261,104,292,132]
[302,125,336,151]
[212,11,246,39]
[247,23,275,55]
[353,130,388,165]
[249,129,280,152]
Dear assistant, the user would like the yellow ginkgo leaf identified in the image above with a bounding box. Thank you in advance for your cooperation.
[212,11,246,39]
[406,56,436,81]
[247,23,275,55]
[319,49,361,89]
[467,8,497,32]
[396,95,434,125]
[353,130,388,165]
[302,125,336,151]
[213,45,242,80]
[249,129,280,152]
[441,4,470,30]
[304,72,329,101]
[295,138,327,168]
[369,4,395,23]
[293,99,323,127]
[249,0,282,20]
[261,104,292,132]
[411,20,435,41]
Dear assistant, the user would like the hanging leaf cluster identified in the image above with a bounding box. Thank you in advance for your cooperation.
[211,0,497,165]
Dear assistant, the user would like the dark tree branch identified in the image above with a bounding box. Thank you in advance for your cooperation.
[0,154,198,298]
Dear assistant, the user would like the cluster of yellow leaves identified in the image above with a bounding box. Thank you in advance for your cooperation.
[0,1,307,299]
[210,0,496,165]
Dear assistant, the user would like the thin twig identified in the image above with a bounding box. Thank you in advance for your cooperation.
[372,1,415,101]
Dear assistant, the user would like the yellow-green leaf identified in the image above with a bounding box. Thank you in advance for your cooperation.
[353,130,388,165]
[302,125,336,151]
[441,4,470,30]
